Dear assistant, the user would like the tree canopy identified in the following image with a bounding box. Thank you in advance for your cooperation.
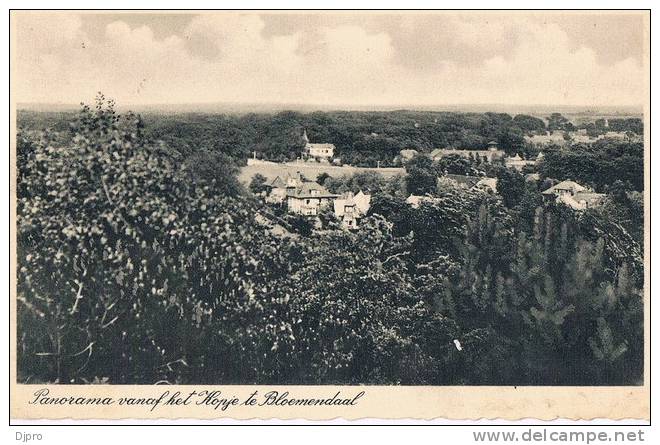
[16,96,644,386]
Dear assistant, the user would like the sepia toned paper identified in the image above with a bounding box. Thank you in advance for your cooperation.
[9,9,651,422]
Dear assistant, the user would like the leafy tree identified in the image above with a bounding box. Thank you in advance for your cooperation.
[547,113,571,132]
[608,118,643,135]
[316,172,331,186]
[497,127,526,156]
[278,216,462,384]
[16,95,645,386]
[317,205,341,230]
[538,142,643,192]
[285,214,314,236]
[249,173,269,195]
[404,154,438,195]
[496,168,526,208]
[513,114,546,133]
[184,149,244,197]
[17,95,296,383]
[406,167,437,195]
[404,153,435,171]
[369,193,407,219]
[436,153,484,176]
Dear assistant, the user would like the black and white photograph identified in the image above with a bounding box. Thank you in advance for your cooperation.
[9,8,650,423]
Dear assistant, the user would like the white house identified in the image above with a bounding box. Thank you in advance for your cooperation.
[556,192,606,210]
[542,180,605,210]
[430,143,504,163]
[542,180,587,198]
[353,190,371,215]
[265,172,306,204]
[524,131,567,146]
[303,129,335,159]
[406,194,439,208]
[473,177,498,193]
[333,191,371,228]
[286,181,339,216]
[505,154,536,171]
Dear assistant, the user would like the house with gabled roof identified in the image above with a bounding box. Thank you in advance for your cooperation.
[542,180,587,197]
[473,177,498,193]
[353,190,371,215]
[265,172,306,204]
[542,180,605,210]
[505,154,537,171]
[438,174,482,189]
[287,181,339,216]
[302,129,335,159]
[333,191,372,229]
[430,145,504,163]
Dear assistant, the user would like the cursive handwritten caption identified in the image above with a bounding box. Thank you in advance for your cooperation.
[29,388,365,412]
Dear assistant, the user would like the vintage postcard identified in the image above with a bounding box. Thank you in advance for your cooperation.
[9,9,650,422]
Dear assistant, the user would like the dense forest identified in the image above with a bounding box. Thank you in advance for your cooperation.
[539,140,644,192]
[18,107,643,169]
[16,97,644,385]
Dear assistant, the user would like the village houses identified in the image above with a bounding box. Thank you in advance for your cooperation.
[264,172,338,214]
[405,194,438,208]
[524,131,567,146]
[541,180,605,210]
[333,191,371,228]
[302,129,335,160]
[287,181,339,216]
[264,172,371,227]
[504,152,543,171]
[265,171,307,204]
[430,141,504,163]
[408,174,498,208]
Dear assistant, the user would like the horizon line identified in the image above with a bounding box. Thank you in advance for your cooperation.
[16,101,645,113]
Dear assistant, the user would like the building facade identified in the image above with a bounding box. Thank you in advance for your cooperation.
[430,145,505,163]
[333,191,371,228]
[286,181,339,216]
[542,180,605,210]
[302,129,335,159]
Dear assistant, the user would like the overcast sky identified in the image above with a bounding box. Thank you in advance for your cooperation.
[12,11,648,108]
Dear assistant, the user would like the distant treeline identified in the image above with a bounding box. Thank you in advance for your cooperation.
[17,109,643,169]
[17,98,644,385]
[141,110,542,166]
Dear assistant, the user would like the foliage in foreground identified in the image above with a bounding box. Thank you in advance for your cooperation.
[17,97,644,385]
